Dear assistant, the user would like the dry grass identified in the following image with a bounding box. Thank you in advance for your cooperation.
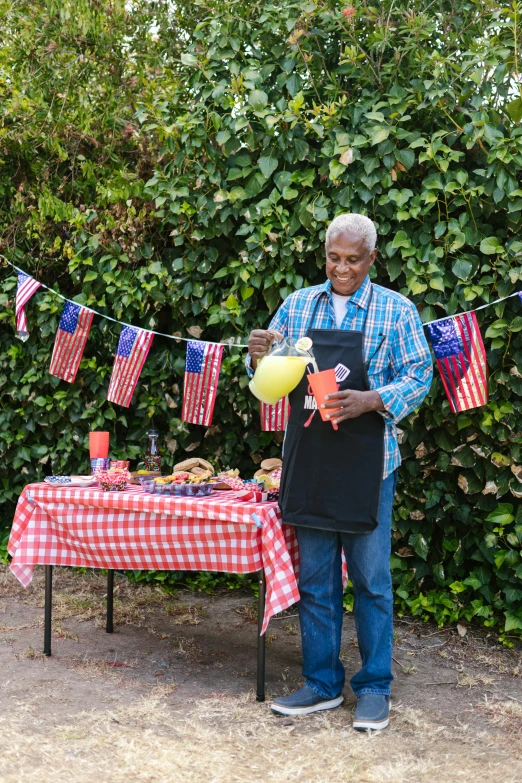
[19,645,45,660]
[4,568,522,782]
[172,635,203,662]
[1,693,522,783]
[235,603,258,623]
[52,624,80,642]
[165,603,208,625]
[65,654,138,679]
[0,622,40,632]
[481,696,522,730]
[458,671,496,688]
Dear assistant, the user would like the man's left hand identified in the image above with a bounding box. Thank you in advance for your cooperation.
[322,390,384,425]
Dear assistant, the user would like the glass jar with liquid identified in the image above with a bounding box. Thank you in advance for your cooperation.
[144,428,162,472]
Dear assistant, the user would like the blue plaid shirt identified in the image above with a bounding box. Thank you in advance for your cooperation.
[247,275,433,478]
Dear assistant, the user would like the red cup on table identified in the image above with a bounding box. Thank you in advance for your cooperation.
[307,369,339,430]
[89,431,110,459]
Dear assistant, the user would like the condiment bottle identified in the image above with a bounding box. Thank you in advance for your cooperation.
[144,428,162,472]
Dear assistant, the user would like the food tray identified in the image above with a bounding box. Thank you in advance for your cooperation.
[141,481,214,497]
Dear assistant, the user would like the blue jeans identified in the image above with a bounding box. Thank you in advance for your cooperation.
[295,470,397,699]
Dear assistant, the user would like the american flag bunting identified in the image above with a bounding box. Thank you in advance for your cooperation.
[15,272,41,340]
[106,326,154,407]
[260,398,290,431]
[49,302,94,383]
[182,341,223,426]
[427,312,488,412]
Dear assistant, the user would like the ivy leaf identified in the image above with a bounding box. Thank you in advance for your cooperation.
[329,160,345,180]
[216,130,231,145]
[452,258,472,280]
[281,185,299,200]
[258,155,278,178]
[429,277,445,292]
[241,285,254,300]
[248,89,268,111]
[491,452,511,468]
[505,610,522,632]
[509,316,522,332]
[494,550,510,569]
[395,149,415,170]
[263,286,280,312]
[224,293,238,309]
[387,258,402,282]
[370,126,390,146]
[391,230,410,249]
[463,574,483,590]
[285,73,301,97]
[409,533,429,560]
[180,52,198,66]
[449,581,467,593]
[485,320,508,339]
[480,236,503,255]
[486,504,515,525]
[506,97,522,123]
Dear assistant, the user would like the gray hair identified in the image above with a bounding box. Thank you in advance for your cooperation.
[325,213,377,252]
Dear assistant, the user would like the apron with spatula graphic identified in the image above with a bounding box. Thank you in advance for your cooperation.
[279,289,385,535]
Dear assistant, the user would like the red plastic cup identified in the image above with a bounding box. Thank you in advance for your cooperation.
[89,431,110,459]
[308,370,339,429]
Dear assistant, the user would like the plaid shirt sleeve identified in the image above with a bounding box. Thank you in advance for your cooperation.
[375,301,433,423]
[245,297,291,378]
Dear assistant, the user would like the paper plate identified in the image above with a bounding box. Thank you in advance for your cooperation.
[45,475,97,487]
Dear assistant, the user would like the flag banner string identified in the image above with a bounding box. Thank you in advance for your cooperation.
[1,257,248,349]
[1,255,521,345]
[424,291,522,326]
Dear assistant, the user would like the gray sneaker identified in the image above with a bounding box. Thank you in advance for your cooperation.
[271,684,344,716]
[353,694,390,731]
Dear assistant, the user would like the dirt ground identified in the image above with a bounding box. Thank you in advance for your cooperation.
[2,566,522,782]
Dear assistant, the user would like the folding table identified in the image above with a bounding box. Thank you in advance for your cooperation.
[8,483,300,701]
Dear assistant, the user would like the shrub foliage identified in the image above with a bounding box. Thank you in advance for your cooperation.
[2,0,522,639]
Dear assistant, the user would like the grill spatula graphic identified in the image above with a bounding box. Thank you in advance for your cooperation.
[334,363,350,383]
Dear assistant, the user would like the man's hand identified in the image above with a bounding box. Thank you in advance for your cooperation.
[321,389,384,425]
[247,329,283,369]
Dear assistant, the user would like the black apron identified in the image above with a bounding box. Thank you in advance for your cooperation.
[279,287,384,534]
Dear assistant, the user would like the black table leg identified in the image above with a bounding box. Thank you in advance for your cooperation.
[256,568,266,702]
[43,565,53,656]
[106,569,114,633]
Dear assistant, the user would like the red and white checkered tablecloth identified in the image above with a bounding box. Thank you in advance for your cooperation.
[8,484,300,634]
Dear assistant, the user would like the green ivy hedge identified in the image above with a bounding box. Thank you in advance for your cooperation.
[2,0,522,641]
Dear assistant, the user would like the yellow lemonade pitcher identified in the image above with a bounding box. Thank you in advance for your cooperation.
[249,337,315,405]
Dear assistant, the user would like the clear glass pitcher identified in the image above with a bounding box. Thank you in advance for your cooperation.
[249,337,315,405]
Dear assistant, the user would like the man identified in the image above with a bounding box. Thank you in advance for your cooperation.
[247,213,432,731]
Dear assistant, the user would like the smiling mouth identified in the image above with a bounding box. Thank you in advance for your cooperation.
[335,276,353,283]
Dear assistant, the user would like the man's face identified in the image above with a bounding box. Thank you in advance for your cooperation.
[325,230,377,296]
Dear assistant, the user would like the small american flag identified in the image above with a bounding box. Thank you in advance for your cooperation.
[427,312,488,413]
[106,326,154,408]
[49,302,94,383]
[260,397,290,431]
[182,341,223,426]
[15,272,41,339]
